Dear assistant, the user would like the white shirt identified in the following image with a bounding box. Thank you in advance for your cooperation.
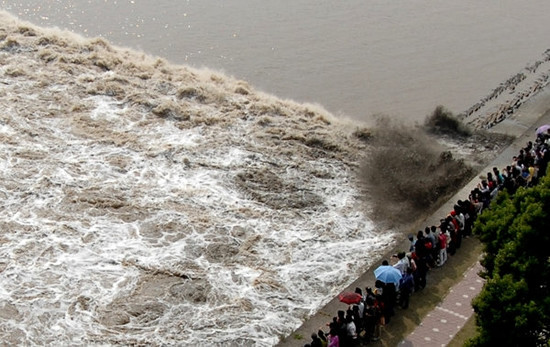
[347,321,357,338]
[393,257,410,275]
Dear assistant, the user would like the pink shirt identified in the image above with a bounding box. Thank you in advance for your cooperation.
[328,334,339,347]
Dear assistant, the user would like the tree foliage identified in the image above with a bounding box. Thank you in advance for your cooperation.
[468,171,550,346]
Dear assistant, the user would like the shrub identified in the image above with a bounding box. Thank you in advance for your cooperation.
[468,170,550,346]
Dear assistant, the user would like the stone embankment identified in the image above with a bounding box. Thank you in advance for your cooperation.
[462,48,550,129]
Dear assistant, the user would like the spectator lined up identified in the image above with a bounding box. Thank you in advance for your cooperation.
[303,127,550,347]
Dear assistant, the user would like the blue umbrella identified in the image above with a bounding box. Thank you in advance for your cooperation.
[374,265,402,286]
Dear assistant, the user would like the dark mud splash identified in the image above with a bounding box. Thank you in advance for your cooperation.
[359,108,513,228]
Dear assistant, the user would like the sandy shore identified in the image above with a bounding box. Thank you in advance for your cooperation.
[277,85,550,346]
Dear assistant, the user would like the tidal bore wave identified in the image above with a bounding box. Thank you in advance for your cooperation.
[0,11,393,346]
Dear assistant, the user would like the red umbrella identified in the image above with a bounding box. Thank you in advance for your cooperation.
[338,292,362,305]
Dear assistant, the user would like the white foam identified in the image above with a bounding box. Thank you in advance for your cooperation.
[0,25,398,346]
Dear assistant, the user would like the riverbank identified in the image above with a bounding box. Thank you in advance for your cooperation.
[277,86,550,347]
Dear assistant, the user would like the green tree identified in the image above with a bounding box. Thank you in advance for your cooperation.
[468,172,550,346]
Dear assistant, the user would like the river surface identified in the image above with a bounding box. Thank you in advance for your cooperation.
[2,0,550,123]
[0,2,549,346]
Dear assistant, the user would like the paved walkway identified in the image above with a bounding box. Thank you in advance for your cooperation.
[399,262,484,346]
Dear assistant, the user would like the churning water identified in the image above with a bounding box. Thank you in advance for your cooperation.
[1,1,550,346]
[0,12,394,345]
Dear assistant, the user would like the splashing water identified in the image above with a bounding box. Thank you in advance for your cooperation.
[0,12,395,346]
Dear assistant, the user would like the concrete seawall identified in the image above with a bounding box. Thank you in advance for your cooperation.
[277,87,550,346]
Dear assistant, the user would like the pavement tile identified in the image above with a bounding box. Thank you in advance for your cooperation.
[401,262,485,346]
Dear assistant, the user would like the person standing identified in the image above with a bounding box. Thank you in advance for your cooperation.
[328,328,340,347]
[317,330,328,347]
[398,267,415,309]
[438,226,448,266]
[413,230,429,290]
[310,332,323,347]
[393,251,409,275]
[345,315,358,346]
[451,209,464,250]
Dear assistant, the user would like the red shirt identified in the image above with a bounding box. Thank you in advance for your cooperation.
[438,233,447,249]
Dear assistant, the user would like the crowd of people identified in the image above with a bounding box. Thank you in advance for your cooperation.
[303,127,550,347]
